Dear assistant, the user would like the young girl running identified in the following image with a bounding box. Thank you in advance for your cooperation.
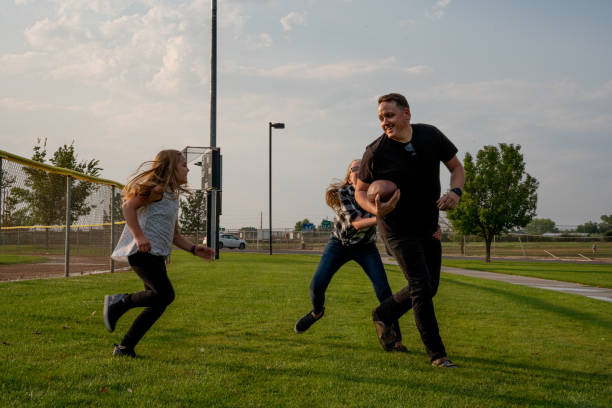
[104,149,215,357]
[294,159,407,352]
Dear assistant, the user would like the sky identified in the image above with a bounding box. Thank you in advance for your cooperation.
[1,0,611,229]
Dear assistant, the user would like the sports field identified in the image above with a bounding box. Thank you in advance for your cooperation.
[1,252,610,407]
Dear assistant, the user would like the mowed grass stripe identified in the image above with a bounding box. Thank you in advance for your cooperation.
[442,259,612,288]
[1,252,610,407]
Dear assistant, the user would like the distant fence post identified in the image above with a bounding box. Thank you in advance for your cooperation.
[65,175,72,277]
[110,185,115,273]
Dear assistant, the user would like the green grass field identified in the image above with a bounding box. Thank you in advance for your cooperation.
[1,252,610,407]
[441,240,612,259]
[442,259,612,288]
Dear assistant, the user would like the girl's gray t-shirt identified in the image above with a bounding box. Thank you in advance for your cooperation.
[111,192,179,262]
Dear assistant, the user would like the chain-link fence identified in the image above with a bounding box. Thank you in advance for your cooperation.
[213,228,612,261]
[0,150,127,281]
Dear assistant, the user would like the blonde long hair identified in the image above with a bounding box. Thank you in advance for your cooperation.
[325,159,359,210]
[122,149,190,202]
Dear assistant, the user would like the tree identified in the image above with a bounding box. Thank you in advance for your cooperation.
[103,190,125,223]
[9,138,102,247]
[576,221,599,234]
[447,143,538,262]
[599,214,612,233]
[1,173,30,227]
[294,218,311,231]
[179,189,206,240]
[525,218,558,235]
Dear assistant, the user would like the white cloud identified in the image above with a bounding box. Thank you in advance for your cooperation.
[4,1,210,92]
[148,36,192,93]
[245,33,273,49]
[428,0,452,20]
[227,58,431,80]
[280,11,306,32]
[406,65,432,74]
[25,16,92,51]
[419,79,612,134]
[220,2,249,39]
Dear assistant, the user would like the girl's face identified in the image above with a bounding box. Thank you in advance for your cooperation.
[176,156,189,184]
[348,160,360,186]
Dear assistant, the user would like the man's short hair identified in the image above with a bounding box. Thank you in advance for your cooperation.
[378,93,409,110]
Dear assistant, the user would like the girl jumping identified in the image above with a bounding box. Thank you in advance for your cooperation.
[294,159,407,352]
[104,149,215,357]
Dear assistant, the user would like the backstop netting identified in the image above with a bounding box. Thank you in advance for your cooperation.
[0,150,127,281]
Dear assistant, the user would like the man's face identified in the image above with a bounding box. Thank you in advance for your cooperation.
[378,101,411,139]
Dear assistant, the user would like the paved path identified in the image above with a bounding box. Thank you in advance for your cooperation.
[441,266,612,303]
[380,257,612,303]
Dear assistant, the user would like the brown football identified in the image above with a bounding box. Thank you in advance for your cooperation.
[367,180,397,203]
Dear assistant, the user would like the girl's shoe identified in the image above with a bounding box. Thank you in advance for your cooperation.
[103,293,128,332]
[294,309,324,333]
[431,357,456,368]
[112,344,136,358]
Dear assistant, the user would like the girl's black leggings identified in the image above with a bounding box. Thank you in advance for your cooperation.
[121,252,175,350]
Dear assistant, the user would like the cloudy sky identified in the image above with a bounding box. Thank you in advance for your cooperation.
[1,0,611,229]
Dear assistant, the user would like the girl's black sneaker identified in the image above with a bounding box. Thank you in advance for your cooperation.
[112,344,136,358]
[294,309,324,333]
[104,293,129,332]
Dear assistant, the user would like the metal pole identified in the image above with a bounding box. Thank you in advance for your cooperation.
[269,122,272,255]
[110,185,115,273]
[65,175,72,277]
[210,191,217,253]
[206,0,220,259]
[210,0,217,148]
[0,157,3,246]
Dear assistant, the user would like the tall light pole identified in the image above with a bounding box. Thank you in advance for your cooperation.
[269,122,285,255]
[207,0,220,259]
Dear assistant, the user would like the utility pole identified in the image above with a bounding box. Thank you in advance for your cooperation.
[206,0,220,259]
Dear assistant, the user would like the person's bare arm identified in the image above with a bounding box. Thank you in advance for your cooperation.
[437,156,465,211]
[351,215,377,230]
[354,180,374,213]
[173,221,215,261]
[355,179,400,217]
[122,189,163,252]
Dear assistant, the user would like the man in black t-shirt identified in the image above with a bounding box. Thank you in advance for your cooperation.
[355,93,465,368]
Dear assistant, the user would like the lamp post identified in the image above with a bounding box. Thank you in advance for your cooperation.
[269,122,285,255]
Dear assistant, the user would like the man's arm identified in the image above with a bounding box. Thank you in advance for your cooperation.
[355,179,400,217]
[355,180,375,214]
[437,155,465,211]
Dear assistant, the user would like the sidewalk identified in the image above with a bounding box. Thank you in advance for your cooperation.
[381,257,612,303]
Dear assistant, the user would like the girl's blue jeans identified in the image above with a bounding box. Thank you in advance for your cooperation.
[309,236,402,339]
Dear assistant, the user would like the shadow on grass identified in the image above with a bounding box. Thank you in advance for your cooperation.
[443,276,612,329]
[201,357,605,408]
[454,354,611,387]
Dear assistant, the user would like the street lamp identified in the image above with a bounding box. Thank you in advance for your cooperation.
[269,122,285,255]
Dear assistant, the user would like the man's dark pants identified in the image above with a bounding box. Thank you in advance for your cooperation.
[375,235,446,361]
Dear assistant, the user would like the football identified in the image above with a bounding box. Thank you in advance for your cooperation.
[367,180,397,203]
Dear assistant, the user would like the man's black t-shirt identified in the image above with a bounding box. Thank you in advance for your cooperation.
[359,124,458,239]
